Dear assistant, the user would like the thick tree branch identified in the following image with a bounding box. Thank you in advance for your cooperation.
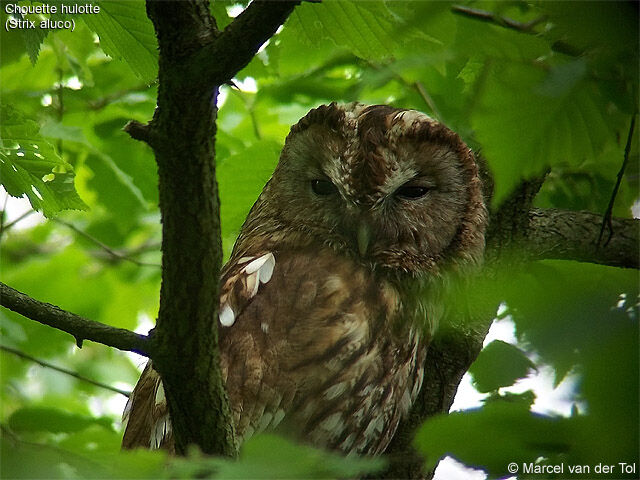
[133,0,306,459]
[189,0,300,85]
[0,344,131,397]
[135,0,300,459]
[526,209,639,268]
[0,282,151,356]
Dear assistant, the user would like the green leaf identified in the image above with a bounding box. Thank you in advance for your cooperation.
[0,104,88,217]
[469,340,536,393]
[218,140,280,256]
[82,0,158,83]
[287,1,398,61]
[1,435,106,479]
[414,402,571,476]
[171,434,385,479]
[0,433,167,479]
[472,62,624,205]
[504,261,638,378]
[42,119,149,208]
[8,406,113,434]
[210,0,234,30]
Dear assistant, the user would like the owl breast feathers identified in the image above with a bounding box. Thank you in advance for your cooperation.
[122,103,487,455]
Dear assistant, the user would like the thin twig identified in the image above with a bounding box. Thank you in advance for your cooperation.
[451,5,546,34]
[91,240,162,262]
[0,210,35,236]
[88,84,151,110]
[230,89,262,140]
[0,282,151,356]
[53,218,161,268]
[451,5,583,57]
[0,195,8,235]
[366,61,444,122]
[414,81,443,122]
[598,115,637,247]
[0,344,131,397]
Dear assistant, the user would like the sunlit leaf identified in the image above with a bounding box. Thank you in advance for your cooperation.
[287,1,398,61]
[415,402,571,476]
[8,406,113,433]
[472,62,624,205]
[0,104,88,216]
[171,434,385,479]
[82,0,158,83]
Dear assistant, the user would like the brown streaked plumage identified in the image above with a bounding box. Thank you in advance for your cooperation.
[122,103,487,455]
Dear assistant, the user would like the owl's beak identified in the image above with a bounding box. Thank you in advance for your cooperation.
[357,222,371,257]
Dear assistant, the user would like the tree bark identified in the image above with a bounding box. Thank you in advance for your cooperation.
[125,0,300,458]
[0,282,150,356]
[525,209,639,268]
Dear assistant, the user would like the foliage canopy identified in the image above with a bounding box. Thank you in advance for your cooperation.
[0,1,637,478]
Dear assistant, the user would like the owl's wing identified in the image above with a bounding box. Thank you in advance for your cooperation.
[120,252,275,451]
[122,248,418,454]
[216,248,421,453]
[121,362,172,451]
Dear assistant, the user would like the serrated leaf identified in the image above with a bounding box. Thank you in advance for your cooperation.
[472,61,623,205]
[8,406,113,433]
[288,1,398,60]
[469,340,536,393]
[40,120,148,209]
[82,0,158,83]
[19,17,49,64]
[0,104,88,217]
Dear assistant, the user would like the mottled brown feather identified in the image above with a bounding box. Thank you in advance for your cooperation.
[122,102,486,456]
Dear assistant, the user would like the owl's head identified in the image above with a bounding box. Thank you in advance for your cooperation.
[242,103,487,275]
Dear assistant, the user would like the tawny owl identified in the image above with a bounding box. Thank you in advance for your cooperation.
[122,103,486,456]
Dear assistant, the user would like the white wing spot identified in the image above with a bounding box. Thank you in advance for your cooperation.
[245,253,275,283]
[219,303,235,327]
[258,253,275,283]
[245,253,270,274]
[261,322,269,334]
[155,381,165,406]
[151,414,171,449]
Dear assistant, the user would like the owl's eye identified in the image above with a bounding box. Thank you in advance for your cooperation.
[311,179,338,196]
[395,184,430,199]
